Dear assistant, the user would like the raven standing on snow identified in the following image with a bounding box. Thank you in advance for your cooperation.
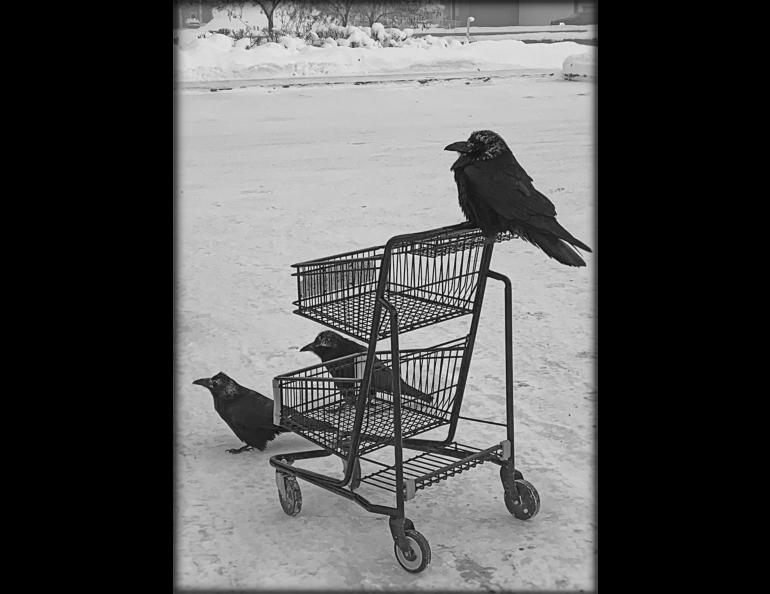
[300,330,433,404]
[192,372,336,453]
[445,130,592,267]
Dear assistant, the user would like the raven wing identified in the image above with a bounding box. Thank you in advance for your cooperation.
[371,358,433,403]
[461,157,557,224]
[214,406,248,444]
[226,396,284,445]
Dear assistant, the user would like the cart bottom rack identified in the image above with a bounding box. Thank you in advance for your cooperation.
[269,428,540,573]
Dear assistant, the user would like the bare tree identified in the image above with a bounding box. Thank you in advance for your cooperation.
[356,2,395,27]
[406,2,444,29]
[355,1,444,28]
[253,0,285,39]
[216,1,246,20]
[277,1,324,38]
[322,0,356,26]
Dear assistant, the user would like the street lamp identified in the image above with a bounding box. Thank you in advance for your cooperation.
[466,16,475,43]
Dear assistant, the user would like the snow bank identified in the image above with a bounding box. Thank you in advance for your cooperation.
[175,35,592,82]
[177,28,204,50]
[562,50,596,80]
[371,22,386,40]
[198,6,266,36]
[279,35,306,51]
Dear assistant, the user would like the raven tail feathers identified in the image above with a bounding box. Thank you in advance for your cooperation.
[526,230,588,267]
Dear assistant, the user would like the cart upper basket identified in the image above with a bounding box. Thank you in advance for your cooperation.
[291,224,514,342]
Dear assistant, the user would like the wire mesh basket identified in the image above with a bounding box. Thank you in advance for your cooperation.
[273,336,469,456]
[271,222,541,573]
[291,225,514,342]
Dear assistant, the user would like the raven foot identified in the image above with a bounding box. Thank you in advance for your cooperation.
[226,445,254,454]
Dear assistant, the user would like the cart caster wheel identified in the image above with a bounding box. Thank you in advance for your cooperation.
[275,471,302,517]
[342,458,361,490]
[503,479,540,520]
[394,529,431,573]
[499,464,523,484]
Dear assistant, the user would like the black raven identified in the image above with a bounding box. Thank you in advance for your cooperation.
[445,129,592,267]
[192,372,336,453]
[300,330,433,404]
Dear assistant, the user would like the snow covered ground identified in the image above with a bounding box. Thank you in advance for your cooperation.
[175,29,595,83]
[419,25,595,35]
[175,75,595,589]
[417,24,597,42]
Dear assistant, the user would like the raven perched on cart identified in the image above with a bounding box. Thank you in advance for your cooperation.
[300,330,434,404]
[193,372,336,453]
[445,129,591,267]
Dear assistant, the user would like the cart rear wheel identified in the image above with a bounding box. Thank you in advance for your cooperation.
[394,529,431,573]
[503,479,540,520]
[342,458,361,490]
[275,472,302,517]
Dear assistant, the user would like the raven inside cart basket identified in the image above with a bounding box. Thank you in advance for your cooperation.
[270,222,540,573]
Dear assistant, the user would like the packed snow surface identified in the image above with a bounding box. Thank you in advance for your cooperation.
[175,34,594,82]
[176,76,595,590]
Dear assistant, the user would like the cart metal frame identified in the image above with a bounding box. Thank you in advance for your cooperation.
[269,222,539,572]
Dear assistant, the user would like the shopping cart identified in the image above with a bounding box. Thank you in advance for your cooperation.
[270,222,540,573]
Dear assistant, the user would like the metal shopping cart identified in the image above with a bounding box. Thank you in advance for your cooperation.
[270,222,540,573]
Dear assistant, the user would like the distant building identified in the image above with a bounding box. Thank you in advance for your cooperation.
[443,1,596,27]
[174,1,213,30]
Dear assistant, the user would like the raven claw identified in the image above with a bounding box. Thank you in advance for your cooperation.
[226,445,253,454]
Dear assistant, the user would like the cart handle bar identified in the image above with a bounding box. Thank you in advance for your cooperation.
[290,221,477,267]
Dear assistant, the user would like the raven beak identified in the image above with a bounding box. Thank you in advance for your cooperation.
[299,342,315,353]
[192,378,211,388]
[444,141,473,153]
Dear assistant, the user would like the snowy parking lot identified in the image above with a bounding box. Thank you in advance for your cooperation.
[175,73,595,590]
